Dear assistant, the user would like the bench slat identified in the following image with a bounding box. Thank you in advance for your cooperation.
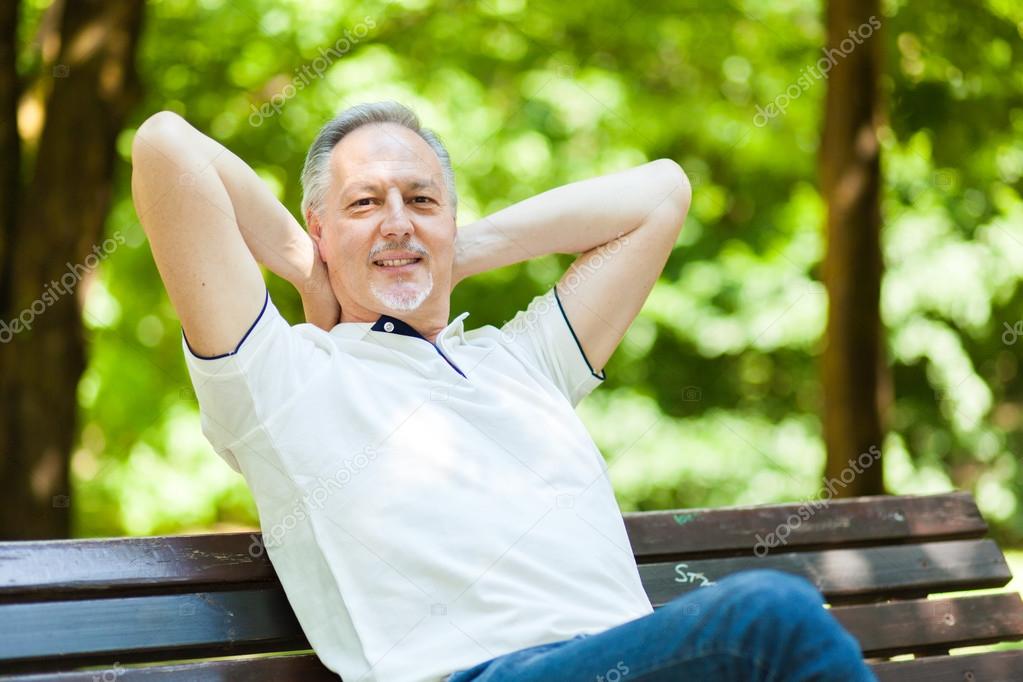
[4,624,1023,681]
[640,539,1011,605]
[0,654,338,681]
[0,588,307,670]
[831,594,1023,657]
[13,649,1023,682]
[871,648,1023,682]
[3,587,1022,668]
[626,491,987,561]
[0,533,273,600]
[8,650,1023,682]
[7,597,1023,682]
[0,493,987,601]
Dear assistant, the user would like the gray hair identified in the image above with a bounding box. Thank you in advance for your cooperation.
[300,100,457,224]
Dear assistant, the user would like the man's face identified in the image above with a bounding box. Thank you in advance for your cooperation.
[311,123,455,319]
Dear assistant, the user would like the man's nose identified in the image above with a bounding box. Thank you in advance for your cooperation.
[380,190,413,238]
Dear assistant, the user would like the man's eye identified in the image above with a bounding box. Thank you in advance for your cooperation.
[412,196,433,203]
[353,198,374,207]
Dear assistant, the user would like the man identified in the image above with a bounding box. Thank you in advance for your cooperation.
[130,101,876,682]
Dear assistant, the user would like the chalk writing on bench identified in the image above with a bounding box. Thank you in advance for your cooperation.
[673,563,715,586]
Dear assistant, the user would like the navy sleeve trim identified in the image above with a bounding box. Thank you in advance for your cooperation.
[183,287,270,361]
[552,283,606,381]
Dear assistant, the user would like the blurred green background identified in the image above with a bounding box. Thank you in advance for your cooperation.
[7,0,1023,544]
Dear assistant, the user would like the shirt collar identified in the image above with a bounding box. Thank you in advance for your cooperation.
[371,315,425,339]
[332,311,470,344]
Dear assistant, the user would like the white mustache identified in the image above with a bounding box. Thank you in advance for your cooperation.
[368,243,429,260]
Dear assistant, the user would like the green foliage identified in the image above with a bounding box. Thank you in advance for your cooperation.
[50,0,1023,541]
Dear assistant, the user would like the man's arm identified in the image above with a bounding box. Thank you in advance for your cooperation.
[130,111,339,357]
[453,159,691,372]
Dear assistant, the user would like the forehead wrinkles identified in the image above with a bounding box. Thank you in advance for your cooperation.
[334,153,441,193]
[339,165,441,196]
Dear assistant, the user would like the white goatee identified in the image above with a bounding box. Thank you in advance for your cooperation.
[370,270,434,312]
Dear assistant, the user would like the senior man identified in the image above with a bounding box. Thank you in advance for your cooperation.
[130,101,876,682]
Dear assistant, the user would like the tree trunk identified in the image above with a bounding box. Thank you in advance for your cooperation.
[819,0,889,498]
[0,0,144,539]
[0,0,18,310]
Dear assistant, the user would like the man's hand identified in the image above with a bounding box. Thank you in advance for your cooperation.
[300,240,341,331]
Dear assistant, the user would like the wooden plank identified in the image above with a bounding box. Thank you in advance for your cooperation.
[639,539,1012,605]
[870,649,1023,682]
[831,594,1023,657]
[0,653,338,681]
[0,533,274,601]
[0,494,987,601]
[0,588,308,670]
[626,492,987,561]
[4,649,1023,682]
[5,603,1023,681]
[3,581,1021,670]
[0,654,338,681]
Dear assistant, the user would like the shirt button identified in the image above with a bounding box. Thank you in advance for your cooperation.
[384,321,395,332]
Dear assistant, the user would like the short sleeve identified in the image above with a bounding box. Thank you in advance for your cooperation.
[181,288,326,473]
[499,284,606,407]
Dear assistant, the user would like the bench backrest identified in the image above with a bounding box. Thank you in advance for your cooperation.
[1,491,1021,681]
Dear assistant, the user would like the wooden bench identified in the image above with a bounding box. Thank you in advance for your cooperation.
[1,491,1021,680]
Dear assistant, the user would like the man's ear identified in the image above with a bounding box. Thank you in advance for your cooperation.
[306,210,326,263]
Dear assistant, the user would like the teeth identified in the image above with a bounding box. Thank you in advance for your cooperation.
[376,258,419,267]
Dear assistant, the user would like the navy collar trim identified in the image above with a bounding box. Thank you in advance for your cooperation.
[370,315,426,340]
[370,313,468,379]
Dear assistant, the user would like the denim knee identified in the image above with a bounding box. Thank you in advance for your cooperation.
[718,568,823,609]
[734,570,830,631]
[723,569,865,655]
[656,569,870,680]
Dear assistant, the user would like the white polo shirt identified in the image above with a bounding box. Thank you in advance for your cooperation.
[181,284,654,682]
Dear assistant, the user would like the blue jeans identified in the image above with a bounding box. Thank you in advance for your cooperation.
[446,569,878,682]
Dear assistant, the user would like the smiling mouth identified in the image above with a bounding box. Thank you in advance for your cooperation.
[373,258,423,269]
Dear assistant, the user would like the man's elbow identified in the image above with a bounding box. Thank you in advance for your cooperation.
[131,110,190,162]
[130,111,194,236]
[644,158,692,229]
